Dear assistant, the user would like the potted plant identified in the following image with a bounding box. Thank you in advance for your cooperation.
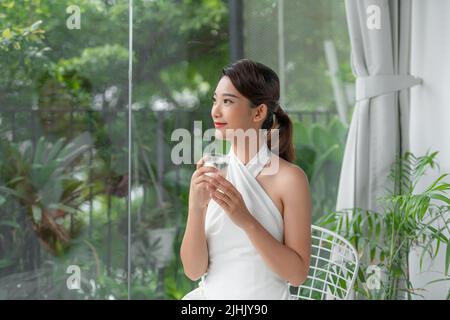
[318,151,450,299]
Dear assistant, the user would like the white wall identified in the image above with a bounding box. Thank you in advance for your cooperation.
[409,0,450,300]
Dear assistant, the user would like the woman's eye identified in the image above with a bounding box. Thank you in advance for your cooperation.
[211,97,233,105]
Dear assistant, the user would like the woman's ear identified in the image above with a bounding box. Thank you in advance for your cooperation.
[253,104,268,123]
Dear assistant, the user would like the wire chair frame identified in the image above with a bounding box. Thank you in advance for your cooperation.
[290,225,360,300]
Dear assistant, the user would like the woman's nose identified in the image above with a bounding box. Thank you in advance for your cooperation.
[211,104,222,118]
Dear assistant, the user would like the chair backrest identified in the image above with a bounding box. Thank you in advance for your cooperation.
[289,225,359,300]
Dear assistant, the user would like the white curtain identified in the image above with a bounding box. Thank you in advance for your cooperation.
[408,0,450,300]
[337,0,421,215]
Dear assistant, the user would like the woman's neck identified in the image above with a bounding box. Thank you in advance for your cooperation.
[232,135,265,165]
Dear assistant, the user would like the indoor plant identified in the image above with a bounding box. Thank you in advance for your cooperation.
[318,151,450,299]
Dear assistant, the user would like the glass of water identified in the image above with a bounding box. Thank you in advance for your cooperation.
[203,153,229,178]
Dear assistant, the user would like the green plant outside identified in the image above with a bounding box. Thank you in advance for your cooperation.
[0,0,354,299]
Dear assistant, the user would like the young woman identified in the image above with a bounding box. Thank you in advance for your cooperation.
[180,59,311,300]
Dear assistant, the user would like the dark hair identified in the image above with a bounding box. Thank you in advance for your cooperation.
[222,59,295,162]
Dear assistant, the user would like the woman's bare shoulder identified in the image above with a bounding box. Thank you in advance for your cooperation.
[271,157,310,218]
[266,155,309,194]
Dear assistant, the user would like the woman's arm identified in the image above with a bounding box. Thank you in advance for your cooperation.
[180,204,209,281]
[207,165,312,286]
[242,166,311,286]
[180,159,217,281]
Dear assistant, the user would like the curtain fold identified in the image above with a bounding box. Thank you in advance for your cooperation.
[337,0,420,214]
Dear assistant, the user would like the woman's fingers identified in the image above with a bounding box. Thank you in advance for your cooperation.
[199,165,218,175]
[210,187,232,203]
[193,163,218,179]
[196,155,207,170]
[195,176,223,196]
[210,191,229,209]
[195,167,217,181]
[193,174,217,186]
[209,174,238,197]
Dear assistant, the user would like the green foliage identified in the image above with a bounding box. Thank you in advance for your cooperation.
[338,61,356,83]
[318,151,450,299]
[59,44,130,91]
[244,0,351,110]
[0,19,45,51]
[0,133,93,256]
[292,115,347,222]
[0,0,356,300]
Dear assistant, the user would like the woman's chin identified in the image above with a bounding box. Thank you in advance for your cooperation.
[214,128,231,140]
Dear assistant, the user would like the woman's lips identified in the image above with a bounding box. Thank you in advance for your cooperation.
[214,122,227,128]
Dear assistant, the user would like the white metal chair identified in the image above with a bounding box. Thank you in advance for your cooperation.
[289,225,359,300]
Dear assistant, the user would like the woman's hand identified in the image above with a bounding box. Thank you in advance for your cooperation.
[207,173,255,229]
[189,156,218,212]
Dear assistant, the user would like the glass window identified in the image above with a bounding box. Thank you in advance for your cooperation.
[0,0,351,300]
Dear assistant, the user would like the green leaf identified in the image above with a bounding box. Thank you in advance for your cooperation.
[7,176,25,186]
[420,235,437,269]
[0,186,26,201]
[426,277,450,286]
[4,1,15,9]
[48,203,80,215]
[33,136,46,165]
[435,236,441,257]
[58,143,90,167]
[0,195,5,206]
[2,28,12,40]
[32,206,42,224]
[22,141,34,162]
[0,220,20,229]
[31,162,58,187]
[30,20,43,31]
[446,242,450,276]
[424,174,449,193]
[46,138,66,162]
[430,193,450,205]
[61,179,84,200]
[427,225,448,242]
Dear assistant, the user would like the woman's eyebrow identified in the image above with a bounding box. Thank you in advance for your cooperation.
[213,92,239,99]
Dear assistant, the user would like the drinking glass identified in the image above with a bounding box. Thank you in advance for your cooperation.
[203,153,229,178]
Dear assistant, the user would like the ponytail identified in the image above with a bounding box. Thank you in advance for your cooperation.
[267,105,295,163]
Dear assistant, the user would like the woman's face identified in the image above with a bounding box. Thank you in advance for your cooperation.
[211,76,267,141]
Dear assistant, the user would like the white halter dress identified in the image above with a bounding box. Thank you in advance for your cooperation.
[182,143,292,300]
